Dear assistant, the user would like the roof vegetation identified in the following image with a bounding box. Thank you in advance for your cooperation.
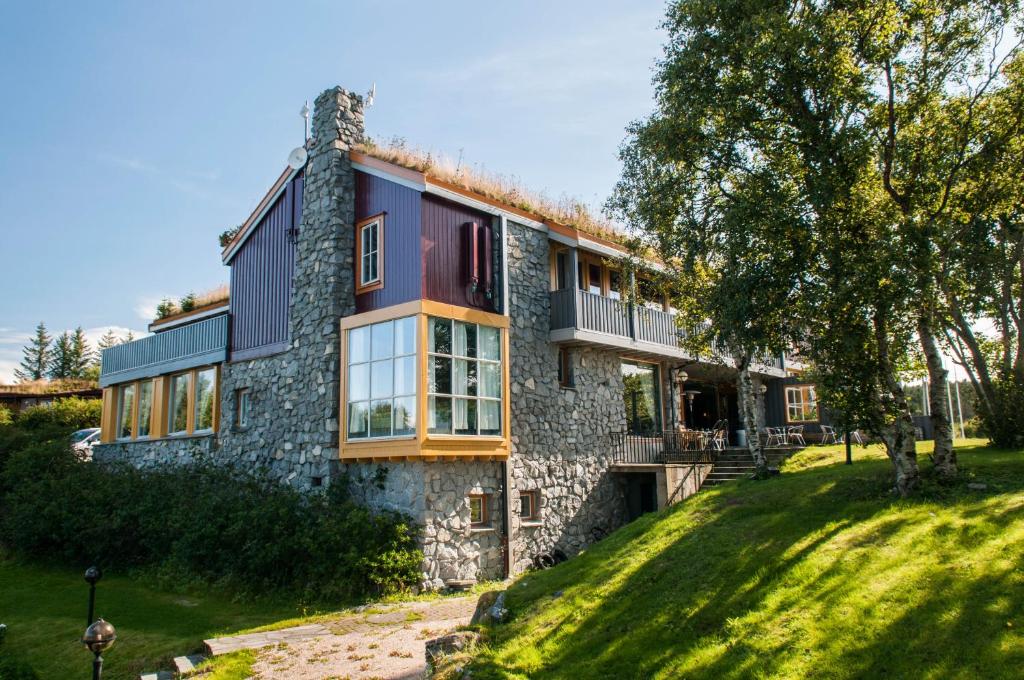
[154,284,230,322]
[355,137,626,244]
[0,379,98,394]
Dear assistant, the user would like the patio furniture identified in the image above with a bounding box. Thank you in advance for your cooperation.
[712,428,727,451]
[820,425,838,445]
[786,425,806,446]
[839,430,865,445]
[764,427,785,448]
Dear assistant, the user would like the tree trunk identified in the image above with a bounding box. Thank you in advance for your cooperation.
[874,312,920,496]
[918,315,957,480]
[736,356,769,479]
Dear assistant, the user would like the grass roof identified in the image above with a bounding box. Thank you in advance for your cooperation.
[355,137,626,244]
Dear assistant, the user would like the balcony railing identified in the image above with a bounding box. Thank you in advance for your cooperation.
[99,314,228,387]
[611,431,720,465]
[550,288,785,372]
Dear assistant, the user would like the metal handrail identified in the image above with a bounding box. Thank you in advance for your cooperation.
[611,430,721,465]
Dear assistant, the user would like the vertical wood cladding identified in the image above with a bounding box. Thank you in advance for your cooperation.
[229,172,302,359]
[354,171,422,313]
[422,194,499,312]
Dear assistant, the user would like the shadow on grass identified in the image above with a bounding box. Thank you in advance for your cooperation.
[474,447,1024,679]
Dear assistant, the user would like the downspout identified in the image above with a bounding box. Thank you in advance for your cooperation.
[500,460,511,579]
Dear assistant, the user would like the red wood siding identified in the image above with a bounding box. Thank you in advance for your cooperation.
[421,194,499,312]
[354,171,422,313]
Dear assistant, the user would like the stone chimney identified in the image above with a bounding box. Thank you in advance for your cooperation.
[286,87,364,478]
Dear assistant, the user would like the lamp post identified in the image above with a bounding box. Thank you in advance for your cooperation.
[82,618,116,680]
[84,566,102,628]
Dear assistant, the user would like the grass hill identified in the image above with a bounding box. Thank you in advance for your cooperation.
[467,441,1024,679]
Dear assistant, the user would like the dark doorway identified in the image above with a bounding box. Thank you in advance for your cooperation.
[680,383,718,430]
[624,473,658,521]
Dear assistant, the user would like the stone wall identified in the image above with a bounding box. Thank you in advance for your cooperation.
[346,460,506,589]
[215,87,362,490]
[94,434,217,468]
[504,221,629,574]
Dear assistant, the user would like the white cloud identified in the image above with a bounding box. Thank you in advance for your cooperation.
[134,295,171,323]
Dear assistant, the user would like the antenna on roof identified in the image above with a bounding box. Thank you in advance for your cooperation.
[366,83,376,107]
[300,100,310,141]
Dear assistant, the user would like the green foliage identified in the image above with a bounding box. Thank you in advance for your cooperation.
[0,440,421,602]
[219,224,243,248]
[155,298,177,319]
[0,404,11,427]
[469,441,1024,678]
[16,397,101,431]
[46,331,74,380]
[13,322,50,383]
[179,291,197,312]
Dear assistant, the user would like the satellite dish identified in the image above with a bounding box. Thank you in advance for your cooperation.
[287,146,308,170]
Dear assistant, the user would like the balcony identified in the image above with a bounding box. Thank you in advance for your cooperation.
[99,314,228,387]
[549,288,785,375]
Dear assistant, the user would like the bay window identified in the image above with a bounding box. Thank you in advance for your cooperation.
[347,315,417,439]
[428,317,502,436]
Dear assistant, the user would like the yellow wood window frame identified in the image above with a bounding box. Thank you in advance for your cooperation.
[355,213,385,294]
[339,300,511,462]
[100,366,219,443]
[785,385,819,423]
[469,493,490,525]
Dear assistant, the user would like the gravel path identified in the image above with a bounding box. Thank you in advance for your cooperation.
[205,596,477,679]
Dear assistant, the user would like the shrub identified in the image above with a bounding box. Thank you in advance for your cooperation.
[0,405,11,427]
[179,292,197,312]
[0,441,421,601]
[16,397,101,431]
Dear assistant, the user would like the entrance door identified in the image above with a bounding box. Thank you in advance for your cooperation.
[624,473,658,521]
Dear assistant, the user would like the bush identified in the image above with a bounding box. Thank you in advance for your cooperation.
[16,397,101,431]
[0,405,11,427]
[0,441,421,601]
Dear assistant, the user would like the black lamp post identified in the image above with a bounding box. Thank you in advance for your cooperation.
[82,618,116,680]
[84,566,102,628]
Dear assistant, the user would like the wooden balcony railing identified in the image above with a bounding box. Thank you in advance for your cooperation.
[550,288,785,371]
[99,314,228,387]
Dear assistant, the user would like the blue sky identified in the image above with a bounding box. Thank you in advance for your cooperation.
[0,0,665,381]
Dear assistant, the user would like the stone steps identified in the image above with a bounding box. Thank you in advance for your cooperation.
[137,653,204,680]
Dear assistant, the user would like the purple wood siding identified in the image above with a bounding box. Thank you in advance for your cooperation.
[229,172,302,359]
[354,171,422,313]
[421,194,498,312]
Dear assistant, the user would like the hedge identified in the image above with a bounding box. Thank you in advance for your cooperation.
[0,431,422,601]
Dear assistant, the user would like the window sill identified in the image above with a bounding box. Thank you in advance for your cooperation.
[469,526,495,534]
[520,520,543,528]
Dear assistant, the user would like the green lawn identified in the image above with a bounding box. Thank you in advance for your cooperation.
[0,561,301,680]
[468,440,1024,679]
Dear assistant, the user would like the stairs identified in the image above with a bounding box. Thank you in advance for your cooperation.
[701,448,799,488]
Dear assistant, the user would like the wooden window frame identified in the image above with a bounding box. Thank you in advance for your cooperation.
[234,388,251,430]
[557,347,574,389]
[192,367,218,434]
[469,493,490,526]
[355,213,385,294]
[116,383,136,441]
[135,379,154,440]
[519,490,539,522]
[785,385,819,423]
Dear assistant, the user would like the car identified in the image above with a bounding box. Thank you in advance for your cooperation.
[70,427,101,460]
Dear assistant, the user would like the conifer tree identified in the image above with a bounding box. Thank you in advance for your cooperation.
[13,322,51,382]
[69,327,93,378]
[48,332,74,380]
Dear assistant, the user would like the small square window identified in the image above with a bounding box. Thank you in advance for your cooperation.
[469,494,489,526]
[519,491,538,521]
[235,388,250,429]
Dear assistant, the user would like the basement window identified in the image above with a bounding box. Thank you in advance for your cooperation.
[557,348,575,389]
[519,490,539,521]
[469,494,489,526]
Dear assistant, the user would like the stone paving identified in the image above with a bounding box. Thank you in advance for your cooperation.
[204,596,477,679]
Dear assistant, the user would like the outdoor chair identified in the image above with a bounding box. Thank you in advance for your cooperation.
[839,430,865,445]
[786,425,806,446]
[764,427,785,448]
[712,428,727,451]
[819,425,838,445]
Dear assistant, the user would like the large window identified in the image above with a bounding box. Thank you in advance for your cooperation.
[169,372,191,435]
[117,383,135,440]
[427,317,502,436]
[347,316,416,439]
[622,360,661,435]
[356,214,384,293]
[136,380,153,438]
[194,368,217,432]
[786,385,818,422]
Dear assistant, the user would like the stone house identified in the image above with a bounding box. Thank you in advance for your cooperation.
[94,86,812,588]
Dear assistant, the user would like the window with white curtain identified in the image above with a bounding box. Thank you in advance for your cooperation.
[427,317,502,436]
[347,316,417,439]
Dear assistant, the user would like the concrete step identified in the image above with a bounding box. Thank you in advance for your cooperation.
[139,672,174,680]
[173,654,206,676]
